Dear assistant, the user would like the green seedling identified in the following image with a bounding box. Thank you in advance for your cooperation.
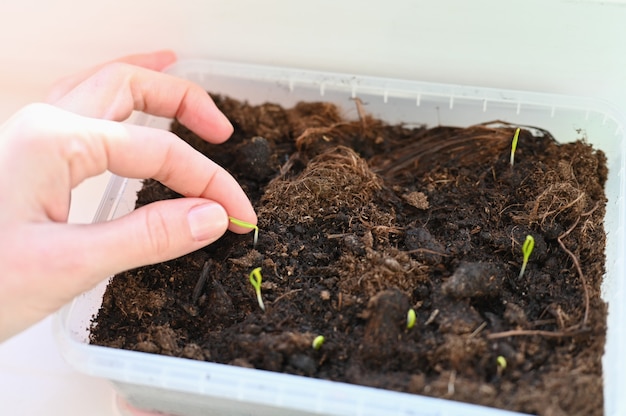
[496,355,507,376]
[510,127,521,167]
[249,267,265,311]
[406,308,417,329]
[229,216,259,246]
[312,335,325,350]
[518,235,535,279]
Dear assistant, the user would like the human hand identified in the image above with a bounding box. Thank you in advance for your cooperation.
[0,51,257,341]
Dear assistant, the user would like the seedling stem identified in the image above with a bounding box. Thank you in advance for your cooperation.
[510,128,521,167]
[518,235,535,278]
[229,216,259,246]
[249,267,265,311]
[496,355,507,376]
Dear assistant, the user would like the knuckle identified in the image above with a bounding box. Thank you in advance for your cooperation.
[143,207,172,259]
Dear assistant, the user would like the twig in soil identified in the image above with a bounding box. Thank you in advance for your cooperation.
[293,122,351,150]
[477,119,555,141]
[272,289,303,305]
[557,217,590,326]
[192,261,211,305]
[377,126,510,179]
[405,248,451,257]
[469,321,487,338]
[487,328,589,339]
[533,190,586,225]
[424,309,440,326]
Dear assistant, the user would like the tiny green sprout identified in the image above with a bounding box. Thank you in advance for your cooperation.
[496,355,507,376]
[312,335,325,350]
[249,267,265,311]
[518,235,535,279]
[407,308,417,329]
[510,127,521,167]
[229,216,259,246]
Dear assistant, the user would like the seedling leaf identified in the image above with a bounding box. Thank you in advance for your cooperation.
[229,216,259,246]
[407,308,417,329]
[518,235,535,279]
[510,128,521,167]
[249,267,265,311]
[496,355,507,369]
[312,335,325,350]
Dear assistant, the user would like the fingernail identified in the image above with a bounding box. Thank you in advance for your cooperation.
[187,202,228,242]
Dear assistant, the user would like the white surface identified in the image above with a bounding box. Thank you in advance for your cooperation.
[0,1,625,415]
[0,173,116,415]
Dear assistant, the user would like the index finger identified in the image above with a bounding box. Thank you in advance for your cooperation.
[5,104,256,231]
[50,60,234,144]
[46,50,178,102]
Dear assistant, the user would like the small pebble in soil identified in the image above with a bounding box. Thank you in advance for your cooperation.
[442,261,503,298]
[289,354,317,376]
[237,136,273,180]
[360,289,410,363]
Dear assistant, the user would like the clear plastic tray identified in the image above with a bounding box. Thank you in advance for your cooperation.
[55,59,626,416]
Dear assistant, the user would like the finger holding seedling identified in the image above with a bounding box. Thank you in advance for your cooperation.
[230,217,259,246]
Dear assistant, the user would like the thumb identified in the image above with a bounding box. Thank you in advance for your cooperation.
[49,198,230,299]
[88,198,230,276]
[1,198,230,341]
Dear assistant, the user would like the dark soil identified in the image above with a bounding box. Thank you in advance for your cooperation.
[91,95,608,416]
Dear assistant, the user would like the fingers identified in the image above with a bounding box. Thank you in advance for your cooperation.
[57,197,232,287]
[46,50,177,103]
[1,104,256,229]
[0,197,230,340]
[49,54,233,144]
[0,99,254,340]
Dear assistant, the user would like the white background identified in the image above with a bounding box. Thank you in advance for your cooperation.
[1,0,625,414]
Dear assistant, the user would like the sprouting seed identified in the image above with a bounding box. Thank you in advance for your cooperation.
[229,216,259,246]
[249,267,265,311]
[406,308,417,329]
[518,235,535,279]
[312,335,325,350]
[510,128,521,167]
[496,355,507,375]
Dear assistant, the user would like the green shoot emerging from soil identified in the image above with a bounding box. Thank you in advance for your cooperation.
[496,355,507,376]
[249,267,265,311]
[406,308,417,329]
[518,235,535,279]
[510,127,521,167]
[229,216,259,246]
[312,335,325,350]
